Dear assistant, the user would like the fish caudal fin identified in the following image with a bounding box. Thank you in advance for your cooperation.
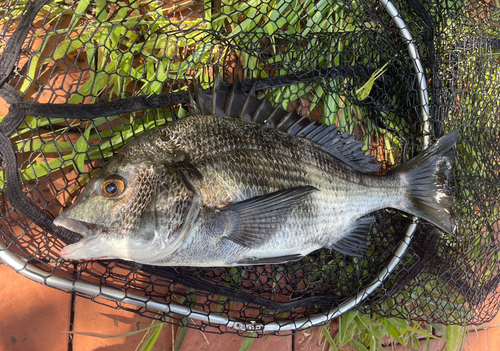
[393,130,459,234]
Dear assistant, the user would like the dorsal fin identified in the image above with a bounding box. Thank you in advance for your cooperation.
[188,74,379,173]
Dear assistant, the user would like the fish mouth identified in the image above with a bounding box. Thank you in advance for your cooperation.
[58,236,111,261]
[53,215,112,260]
[53,215,108,238]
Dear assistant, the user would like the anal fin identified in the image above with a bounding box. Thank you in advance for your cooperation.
[330,217,374,257]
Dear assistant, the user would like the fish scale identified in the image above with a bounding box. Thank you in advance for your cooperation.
[54,78,458,266]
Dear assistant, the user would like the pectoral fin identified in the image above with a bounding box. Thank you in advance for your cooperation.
[330,217,375,257]
[221,186,318,248]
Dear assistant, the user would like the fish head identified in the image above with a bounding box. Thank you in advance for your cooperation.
[54,151,197,263]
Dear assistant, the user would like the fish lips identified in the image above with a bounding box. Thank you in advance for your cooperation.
[53,215,111,260]
[53,215,107,238]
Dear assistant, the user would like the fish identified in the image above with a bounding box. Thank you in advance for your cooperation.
[53,75,458,267]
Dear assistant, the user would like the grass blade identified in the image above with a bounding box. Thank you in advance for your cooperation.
[140,323,164,351]
[338,311,357,346]
[174,326,189,351]
[239,333,256,351]
[389,318,438,339]
[63,321,165,339]
[320,325,339,351]
[386,319,405,347]
[73,124,92,174]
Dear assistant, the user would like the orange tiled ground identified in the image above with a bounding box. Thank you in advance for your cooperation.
[0,261,499,351]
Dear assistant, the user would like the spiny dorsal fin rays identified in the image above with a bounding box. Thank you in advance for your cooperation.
[251,97,267,123]
[251,93,278,125]
[295,121,322,138]
[213,73,230,116]
[262,105,282,128]
[238,81,257,119]
[304,123,328,139]
[285,114,311,135]
[227,76,251,119]
[188,90,202,116]
[193,80,211,115]
[189,73,380,173]
[274,110,294,130]
[225,76,239,116]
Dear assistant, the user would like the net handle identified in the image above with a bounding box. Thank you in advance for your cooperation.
[0,0,431,333]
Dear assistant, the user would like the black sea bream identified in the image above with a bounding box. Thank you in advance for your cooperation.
[54,76,458,266]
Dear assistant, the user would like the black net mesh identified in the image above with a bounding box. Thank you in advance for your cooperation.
[0,0,499,335]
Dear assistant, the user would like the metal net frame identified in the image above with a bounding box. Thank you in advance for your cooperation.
[0,0,499,335]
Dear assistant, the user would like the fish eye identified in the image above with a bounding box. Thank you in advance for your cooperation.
[101,176,126,198]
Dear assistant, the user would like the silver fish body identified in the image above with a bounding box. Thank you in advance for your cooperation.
[54,78,458,267]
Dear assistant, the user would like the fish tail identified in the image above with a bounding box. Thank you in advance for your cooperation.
[393,130,459,234]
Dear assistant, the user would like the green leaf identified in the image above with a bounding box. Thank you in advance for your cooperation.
[74,0,91,15]
[115,7,130,21]
[216,295,227,313]
[371,321,389,339]
[239,333,256,351]
[21,155,74,181]
[140,323,164,351]
[321,325,339,351]
[338,311,358,345]
[388,318,437,339]
[20,52,41,94]
[352,340,369,351]
[13,139,73,153]
[64,321,164,338]
[53,37,85,61]
[387,320,405,346]
[386,317,408,329]
[73,125,92,175]
[16,116,66,135]
[356,62,389,101]
[20,32,55,93]
[68,74,93,104]
[95,0,108,22]
[177,106,189,119]
[174,326,189,351]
